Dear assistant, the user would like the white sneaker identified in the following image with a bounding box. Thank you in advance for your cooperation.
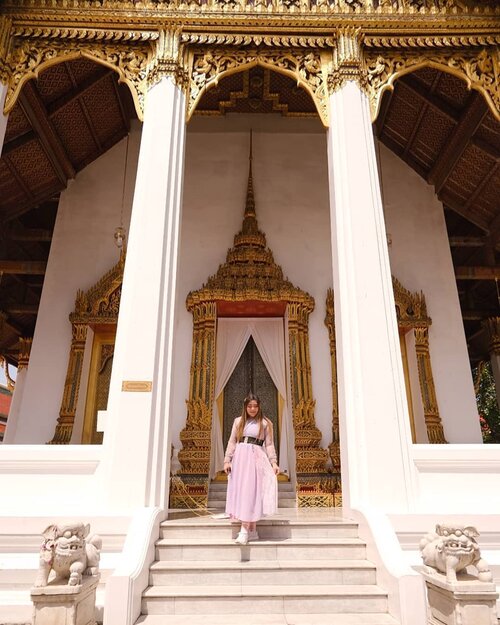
[235,530,249,545]
[248,530,259,542]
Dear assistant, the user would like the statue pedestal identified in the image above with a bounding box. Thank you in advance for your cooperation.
[422,570,498,625]
[31,576,99,625]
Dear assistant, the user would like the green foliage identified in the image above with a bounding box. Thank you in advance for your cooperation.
[474,361,500,444]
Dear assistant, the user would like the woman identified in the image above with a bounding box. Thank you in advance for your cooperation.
[224,393,279,545]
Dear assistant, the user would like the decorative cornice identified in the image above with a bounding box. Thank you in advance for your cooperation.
[181,33,336,48]
[186,144,315,311]
[71,251,125,325]
[393,276,431,329]
[365,34,500,48]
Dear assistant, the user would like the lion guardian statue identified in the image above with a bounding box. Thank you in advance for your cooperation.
[34,522,102,587]
[420,524,492,583]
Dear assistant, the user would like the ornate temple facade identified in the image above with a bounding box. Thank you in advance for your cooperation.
[0,0,499,623]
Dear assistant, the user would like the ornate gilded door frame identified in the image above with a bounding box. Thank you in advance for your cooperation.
[177,157,329,483]
[49,253,124,445]
[325,277,447,458]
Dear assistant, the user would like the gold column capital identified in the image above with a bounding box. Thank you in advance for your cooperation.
[327,28,367,96]
[17,337,33,371]
[483,317,500,355]
[0,15,12,87]
[148,28,188,92]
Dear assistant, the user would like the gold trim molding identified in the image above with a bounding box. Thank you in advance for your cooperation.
[48,252,124,445]
[17,337,33,371]
[1,3,499,123]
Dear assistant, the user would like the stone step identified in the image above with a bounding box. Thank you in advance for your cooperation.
[160,519,358,539]
[141,584,388,615]
[150,559,376,586]
[136,613,399,625]
[155,537,366,562]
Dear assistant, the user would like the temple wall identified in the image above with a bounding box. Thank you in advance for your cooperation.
[380,142,482,443]
[171,116,334,456]
[10,124,141,444]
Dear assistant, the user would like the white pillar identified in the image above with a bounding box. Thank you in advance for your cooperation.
[102,75,186,511]
[327,81,416,512]
[0,81,8,155]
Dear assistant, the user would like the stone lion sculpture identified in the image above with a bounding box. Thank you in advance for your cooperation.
[34,522,102,587]
[420,524,492,583]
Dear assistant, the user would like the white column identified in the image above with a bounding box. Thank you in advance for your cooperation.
[327,81,416,512]
[102,75,186,510]
[0,81,8,155]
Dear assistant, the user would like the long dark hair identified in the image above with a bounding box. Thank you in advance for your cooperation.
[236,393,272,441]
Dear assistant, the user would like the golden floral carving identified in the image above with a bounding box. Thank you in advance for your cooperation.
[366,47,500,122]
[188,48,330,126]
[17,337,33,371]
[148,28,189,90]
[483,317,500,356]
[3,37,150,120]
[324,289,341,476]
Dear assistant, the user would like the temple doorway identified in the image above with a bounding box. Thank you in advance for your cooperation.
[222,335,280,453]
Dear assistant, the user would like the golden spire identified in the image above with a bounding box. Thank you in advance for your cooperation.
[236,130,265,248]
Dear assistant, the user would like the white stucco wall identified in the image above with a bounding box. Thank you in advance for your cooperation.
[380,142,482,443]
[11,123,141,444]
[171,115,334,453]
[9,114,481,448]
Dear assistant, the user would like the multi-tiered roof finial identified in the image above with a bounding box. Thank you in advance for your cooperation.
[186,131,314,310]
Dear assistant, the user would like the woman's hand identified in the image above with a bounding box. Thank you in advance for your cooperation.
[272,462,280,476]
[224,462,231,475]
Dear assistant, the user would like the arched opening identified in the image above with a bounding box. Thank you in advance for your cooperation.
[375,65,500,443]
[0,56,138,443]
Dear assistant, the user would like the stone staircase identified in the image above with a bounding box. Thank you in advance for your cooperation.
[135,509,400,625]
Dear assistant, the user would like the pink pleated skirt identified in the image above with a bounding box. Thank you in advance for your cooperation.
[225,442,278,522]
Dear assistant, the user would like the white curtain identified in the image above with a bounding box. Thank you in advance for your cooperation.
[210,318,291,478]
[210,320,253,477]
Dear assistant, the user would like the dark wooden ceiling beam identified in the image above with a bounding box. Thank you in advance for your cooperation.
[4,304,38,315]
[9,226,52,242]
[19,83,76,186]
[47,66,112,118]
[1,129,37,156]
[449,236,486,247]
[401,75,460,123]
[462,309,500,320]
[0,260,47,275]
[65,63,102,153]
[428,92,489,193]
[455,266,500,280]
[440,193,491,232]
